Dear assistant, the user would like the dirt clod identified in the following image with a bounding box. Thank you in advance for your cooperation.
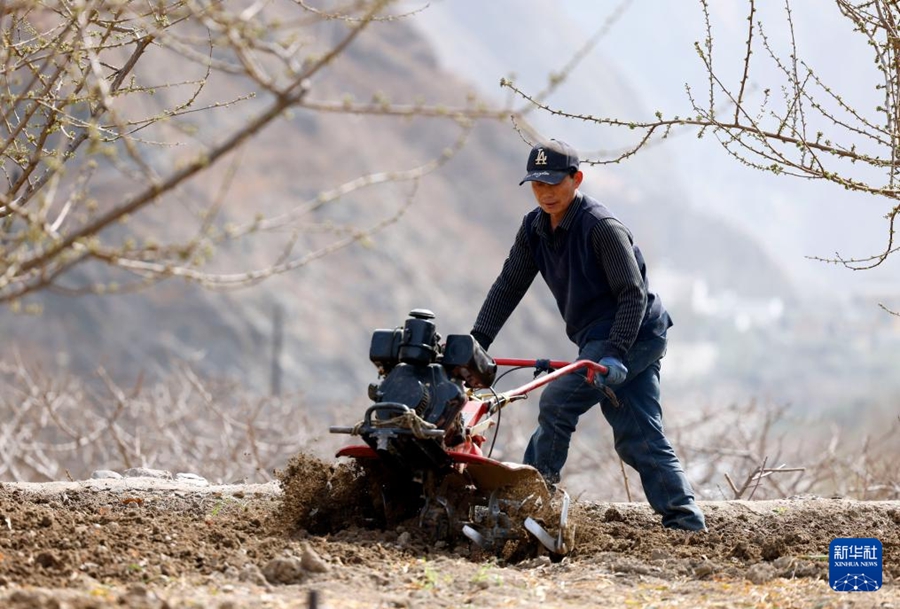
[262,556,307,585]
[603,506,625,522]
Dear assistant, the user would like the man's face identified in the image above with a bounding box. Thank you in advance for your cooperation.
[531,171,583,221]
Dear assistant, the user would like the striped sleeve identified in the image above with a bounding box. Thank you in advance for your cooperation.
[471,221,538,349]
[591,219,647,359]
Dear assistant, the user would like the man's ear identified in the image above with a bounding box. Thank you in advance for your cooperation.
[573,170,584,188]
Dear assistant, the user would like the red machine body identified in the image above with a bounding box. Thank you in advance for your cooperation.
[330,328,609,557]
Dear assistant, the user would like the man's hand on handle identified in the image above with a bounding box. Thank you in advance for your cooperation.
[597,356,627,386]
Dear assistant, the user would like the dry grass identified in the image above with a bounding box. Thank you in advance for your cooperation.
[0,358,318,483]
[564,399,900,502]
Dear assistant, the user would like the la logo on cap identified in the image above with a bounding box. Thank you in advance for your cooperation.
[535,149,548,166]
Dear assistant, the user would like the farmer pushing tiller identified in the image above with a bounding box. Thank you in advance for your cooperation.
[332,138,706,555]
[468,139,706,533]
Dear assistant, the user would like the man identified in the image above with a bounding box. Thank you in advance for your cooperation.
[470,139,706,531]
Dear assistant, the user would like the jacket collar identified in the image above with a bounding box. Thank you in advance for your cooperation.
[533,192,583,240]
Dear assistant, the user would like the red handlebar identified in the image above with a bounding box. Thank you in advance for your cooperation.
[491,358,609,398]
[492,358,573,369]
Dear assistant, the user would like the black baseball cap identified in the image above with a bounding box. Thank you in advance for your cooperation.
[519,139,580,185]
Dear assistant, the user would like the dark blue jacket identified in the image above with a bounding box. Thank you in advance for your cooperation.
[524,194,671,355]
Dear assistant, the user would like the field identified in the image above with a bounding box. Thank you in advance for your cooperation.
[0,453,897,609]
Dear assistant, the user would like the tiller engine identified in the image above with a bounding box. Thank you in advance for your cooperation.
[330,309,609,557]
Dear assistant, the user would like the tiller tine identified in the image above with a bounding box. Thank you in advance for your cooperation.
[461,525,489,548]
[459,488,523,551]
[524,490,571,556]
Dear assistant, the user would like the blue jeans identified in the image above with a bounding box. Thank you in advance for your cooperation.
[523,334,706,531]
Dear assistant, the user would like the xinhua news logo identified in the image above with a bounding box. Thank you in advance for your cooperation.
[829,538,882,592]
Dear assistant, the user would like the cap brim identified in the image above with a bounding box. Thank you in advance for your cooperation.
[519,170,568,186]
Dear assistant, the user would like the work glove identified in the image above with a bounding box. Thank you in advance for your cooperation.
[597,356,628,386]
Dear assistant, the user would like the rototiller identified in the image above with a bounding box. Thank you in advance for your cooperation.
[330,309,609,557]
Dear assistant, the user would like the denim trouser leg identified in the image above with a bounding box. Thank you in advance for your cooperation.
[523,335,706,531]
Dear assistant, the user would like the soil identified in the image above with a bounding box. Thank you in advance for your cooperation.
[0,453,897,608]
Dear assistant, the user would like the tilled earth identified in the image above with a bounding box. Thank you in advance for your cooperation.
[0,453,897,608]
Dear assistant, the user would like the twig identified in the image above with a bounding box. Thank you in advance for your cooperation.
[724,472,739,497]
[747,456,769,500]
[618,458,632,502]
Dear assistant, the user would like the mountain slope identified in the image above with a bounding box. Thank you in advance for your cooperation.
[1,6,798,408]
